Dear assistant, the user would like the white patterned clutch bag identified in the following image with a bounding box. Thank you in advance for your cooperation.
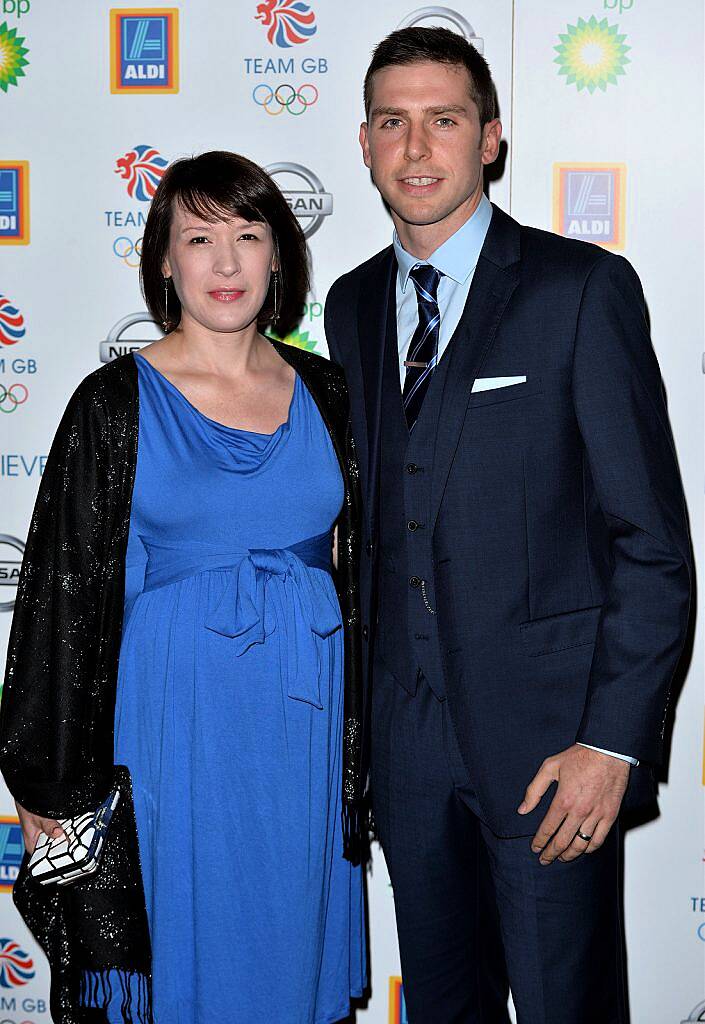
[27,787,121,887]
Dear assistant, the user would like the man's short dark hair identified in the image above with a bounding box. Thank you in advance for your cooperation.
[140,150,309,338]
[363,27,497,127]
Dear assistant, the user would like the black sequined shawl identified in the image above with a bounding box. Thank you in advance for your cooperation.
[0,343,364,1024]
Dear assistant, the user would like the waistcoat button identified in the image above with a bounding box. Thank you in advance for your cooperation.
[406,463,419,474]
[407,520,419,532]
[409,575,421,588]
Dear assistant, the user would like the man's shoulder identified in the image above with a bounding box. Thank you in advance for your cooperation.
[327,245,394,305]
[518,220,616,275]
[513,217,641,293]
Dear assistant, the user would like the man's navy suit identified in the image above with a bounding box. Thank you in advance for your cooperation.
[324,204,691,1023]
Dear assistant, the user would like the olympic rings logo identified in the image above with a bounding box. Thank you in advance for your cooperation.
[252,82,319,116]
[113,235,143,269]
[0,382,28,413]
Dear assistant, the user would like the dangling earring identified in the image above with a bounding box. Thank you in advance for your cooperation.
[272,271,279,325]
[163,277,170,332]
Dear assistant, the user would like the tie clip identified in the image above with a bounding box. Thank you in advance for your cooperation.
[404,360,429,368]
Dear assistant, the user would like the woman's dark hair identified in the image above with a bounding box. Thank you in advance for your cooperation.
[363,27,497,129]
[140,150,309,338]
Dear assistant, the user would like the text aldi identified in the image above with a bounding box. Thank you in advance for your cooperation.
[110,9,179,94]
[553,163,626,250]
[0,818,23,891]
[0,162,29,245]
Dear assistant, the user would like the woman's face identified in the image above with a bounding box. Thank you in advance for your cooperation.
[163,201,276,335]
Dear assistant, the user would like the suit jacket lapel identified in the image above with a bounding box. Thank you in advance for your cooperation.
[358,247,395,528]
[430,206,521,530]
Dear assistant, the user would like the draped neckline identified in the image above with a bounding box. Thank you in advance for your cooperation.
[133,350,298,438]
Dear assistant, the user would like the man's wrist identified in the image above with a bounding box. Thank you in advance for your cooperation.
[577,742,639,767]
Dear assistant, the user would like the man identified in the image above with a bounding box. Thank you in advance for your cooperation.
[324,26,691,1024]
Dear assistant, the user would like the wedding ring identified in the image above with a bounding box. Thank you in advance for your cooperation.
[576,830,593,843]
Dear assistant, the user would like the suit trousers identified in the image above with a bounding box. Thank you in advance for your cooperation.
[371,662,629,1024]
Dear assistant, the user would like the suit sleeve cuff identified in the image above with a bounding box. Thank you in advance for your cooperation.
[578,742,639,767]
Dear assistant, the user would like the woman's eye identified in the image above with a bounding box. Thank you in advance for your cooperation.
[239,233,259,241]
[188,236,209,245]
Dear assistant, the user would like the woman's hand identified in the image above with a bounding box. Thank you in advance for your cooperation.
[15,800,65,855]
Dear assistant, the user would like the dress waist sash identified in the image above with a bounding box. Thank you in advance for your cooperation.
[142,529,333,593]
[140,530,339,709]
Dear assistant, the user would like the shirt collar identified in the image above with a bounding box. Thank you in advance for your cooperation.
[393,192,493,293]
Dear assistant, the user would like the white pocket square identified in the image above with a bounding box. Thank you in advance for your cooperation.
[472,376,527,393]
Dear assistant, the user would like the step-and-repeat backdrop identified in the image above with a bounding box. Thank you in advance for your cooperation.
[1,2,703,1021]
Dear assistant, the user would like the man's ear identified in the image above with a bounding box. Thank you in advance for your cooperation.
[481,119,502,166]
[359,122,372,170]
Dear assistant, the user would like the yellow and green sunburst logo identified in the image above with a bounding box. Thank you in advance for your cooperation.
[266,327,320,353]
[0,22,29,93]
[555,16,630,93]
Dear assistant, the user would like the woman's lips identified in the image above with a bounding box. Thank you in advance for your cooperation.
[208,290,245,302]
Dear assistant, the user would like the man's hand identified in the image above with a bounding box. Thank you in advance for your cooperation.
[517,744,630,865]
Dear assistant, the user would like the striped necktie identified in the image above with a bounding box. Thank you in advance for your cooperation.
[402,263,443,431]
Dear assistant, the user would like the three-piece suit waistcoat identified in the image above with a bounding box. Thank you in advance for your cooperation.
[377,301,451,699]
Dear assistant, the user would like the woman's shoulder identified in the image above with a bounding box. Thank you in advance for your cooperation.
[57,354,139,433]
[69,353,138,405]
[270,338,346,389]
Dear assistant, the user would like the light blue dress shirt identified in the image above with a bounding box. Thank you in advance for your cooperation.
[391,193,637,769]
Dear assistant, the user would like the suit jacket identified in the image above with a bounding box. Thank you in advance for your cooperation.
[324,203,692,835]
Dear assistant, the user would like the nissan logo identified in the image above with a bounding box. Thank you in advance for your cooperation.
[100,312,162,364]
[265,162,333,239]
[397,7,485,53]
[0,534,24,613]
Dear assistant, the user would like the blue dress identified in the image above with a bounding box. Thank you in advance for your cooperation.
[96,353,365,1023]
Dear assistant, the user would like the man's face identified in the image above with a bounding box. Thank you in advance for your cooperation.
[360,60,500,231]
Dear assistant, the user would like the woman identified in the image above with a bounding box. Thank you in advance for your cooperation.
[0,151,367,1023]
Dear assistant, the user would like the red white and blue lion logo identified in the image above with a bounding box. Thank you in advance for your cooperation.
[114,144,168,202]
[255,0,317,47]
[0,939,34,987]
[0,296,25,346]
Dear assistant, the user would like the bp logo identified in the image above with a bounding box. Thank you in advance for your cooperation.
[266,326,320,353]
[682,1001,705,1023]
[555,16,630,93]
[99,311,162,363]
[0,20,29,92]
[265,162,332,238]
[397,7,483,52]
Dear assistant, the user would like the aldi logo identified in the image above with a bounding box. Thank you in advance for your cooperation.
[110,8,179,94]
[389,976,408,1024]
[0,161,29,245]
[553,163,626,249]
[0,819,23,892]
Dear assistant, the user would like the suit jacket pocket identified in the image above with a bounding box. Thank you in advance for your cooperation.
[467,378,543,409]
[519,604,602,657]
